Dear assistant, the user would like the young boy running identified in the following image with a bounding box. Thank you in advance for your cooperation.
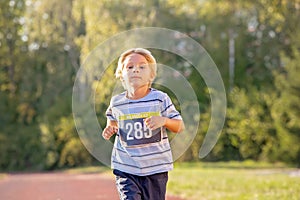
[102,48,185,200]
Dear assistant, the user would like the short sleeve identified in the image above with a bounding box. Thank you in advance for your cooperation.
[161,94,182,120]
[106,104,117,121]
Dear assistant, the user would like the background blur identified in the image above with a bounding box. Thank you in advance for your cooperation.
[0,0,299,171]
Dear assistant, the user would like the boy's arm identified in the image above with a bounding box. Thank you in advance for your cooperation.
[144,116,185,133]
[102,120,118,140]
[164,118,185,133]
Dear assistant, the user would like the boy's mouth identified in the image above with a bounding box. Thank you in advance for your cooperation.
[131,76,141,79]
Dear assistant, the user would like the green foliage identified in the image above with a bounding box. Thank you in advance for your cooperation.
[210,88,277,162]
[0,124,45,171]
[271,46,300,165]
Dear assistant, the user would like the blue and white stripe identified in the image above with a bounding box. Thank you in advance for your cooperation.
[106,88,182,176]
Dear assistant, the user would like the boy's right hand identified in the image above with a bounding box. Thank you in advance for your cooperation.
[102,125,118,140]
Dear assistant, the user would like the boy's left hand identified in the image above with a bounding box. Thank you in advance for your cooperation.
[144,116,166,130]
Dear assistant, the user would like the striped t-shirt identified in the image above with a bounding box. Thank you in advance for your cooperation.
[106,88,182,176]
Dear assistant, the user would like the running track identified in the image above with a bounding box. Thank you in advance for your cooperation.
[0,173,184,200]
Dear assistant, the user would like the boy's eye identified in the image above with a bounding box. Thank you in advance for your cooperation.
[127,66,134,69]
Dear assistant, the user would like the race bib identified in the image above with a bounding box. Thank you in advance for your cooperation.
[118,112,162,147]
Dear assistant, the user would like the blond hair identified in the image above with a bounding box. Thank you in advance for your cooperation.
[115,48,157,88]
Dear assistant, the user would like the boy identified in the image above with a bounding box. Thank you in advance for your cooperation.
[102,48,185,200]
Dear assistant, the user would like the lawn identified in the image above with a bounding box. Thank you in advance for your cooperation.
[167,161,300,200]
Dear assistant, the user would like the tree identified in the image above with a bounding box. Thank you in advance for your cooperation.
[209,87,277,161]
[0,0,45,170]
[271,45,300,165]
[22,0,91,169]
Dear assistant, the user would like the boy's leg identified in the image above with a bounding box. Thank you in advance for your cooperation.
[113,169,142,200]
[142,172,168,200]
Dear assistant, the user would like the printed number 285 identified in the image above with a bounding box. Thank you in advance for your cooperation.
[126,121,152,140]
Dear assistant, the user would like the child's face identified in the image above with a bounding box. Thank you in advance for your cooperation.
[121,53,154,90]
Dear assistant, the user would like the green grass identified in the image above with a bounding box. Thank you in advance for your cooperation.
[167,161,300,200]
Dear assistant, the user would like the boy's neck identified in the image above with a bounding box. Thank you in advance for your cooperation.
[126,86,151,100]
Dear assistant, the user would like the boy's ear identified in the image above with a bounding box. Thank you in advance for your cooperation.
[150,73,155,81]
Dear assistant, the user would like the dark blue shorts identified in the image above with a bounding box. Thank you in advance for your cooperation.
[113,169,168,200]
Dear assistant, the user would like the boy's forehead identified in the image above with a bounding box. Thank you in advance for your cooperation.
[124,53,148,63]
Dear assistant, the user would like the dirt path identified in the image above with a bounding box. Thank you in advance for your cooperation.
[0,173,184,200]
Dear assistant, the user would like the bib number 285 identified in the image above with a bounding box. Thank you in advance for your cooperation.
[119,119,162,146]
[125,121,152,140]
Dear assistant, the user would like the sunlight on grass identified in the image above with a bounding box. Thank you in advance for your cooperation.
[168,161,300,200]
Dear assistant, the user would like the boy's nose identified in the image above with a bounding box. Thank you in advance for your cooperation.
[133,66,140,72]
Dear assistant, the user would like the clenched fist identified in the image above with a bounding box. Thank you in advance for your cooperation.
[102,125,118,140]
[144,116,167,130]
